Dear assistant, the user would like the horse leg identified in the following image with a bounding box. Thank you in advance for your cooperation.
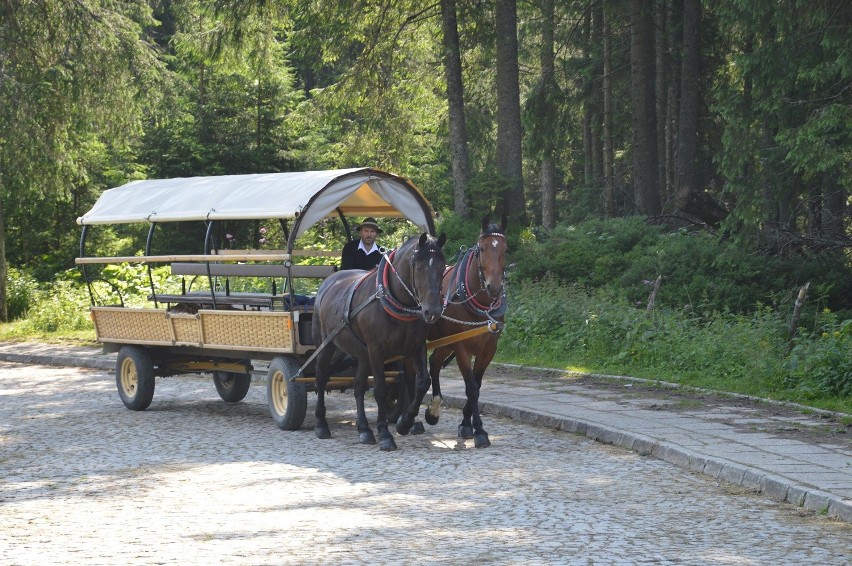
[370,354,397,452]
[455,351,475,439]
[425,345,451,426]
[313,347,335,439]
[353,361,376,445]
[467,357,491,448]
[396,348,430,436]
[402,358,425,435]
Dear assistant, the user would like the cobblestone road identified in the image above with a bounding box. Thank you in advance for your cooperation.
[1,362,850,565]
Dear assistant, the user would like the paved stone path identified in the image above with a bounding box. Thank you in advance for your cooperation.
[0,341,849,522]
[1,361,850,564]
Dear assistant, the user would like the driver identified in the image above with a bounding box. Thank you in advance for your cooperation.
[341,217,383,271]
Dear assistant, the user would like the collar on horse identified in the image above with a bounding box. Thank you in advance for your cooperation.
[376,249,423,321]
[448,235,507,319]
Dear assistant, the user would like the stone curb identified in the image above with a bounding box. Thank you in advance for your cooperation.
[2,350,849,523]
[0,352,115,371]
[441,394,852,524]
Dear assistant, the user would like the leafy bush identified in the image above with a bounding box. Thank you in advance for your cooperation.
[513,216,851,316]
[23,281,93,333]
[7,268,38,320]
[499,279,847,409]
[786,312,852,398]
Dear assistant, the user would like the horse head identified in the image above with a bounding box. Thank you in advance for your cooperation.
[477,214,508,299]
[404,232,447,324]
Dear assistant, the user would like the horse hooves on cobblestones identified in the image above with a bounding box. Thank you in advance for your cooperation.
[379,435,397,451]
[474,432,491,449]
[424,409,439,426]
[359,429,376,444]
[458,424,474,439]
[410,421,425,435]
[315,425,331,439]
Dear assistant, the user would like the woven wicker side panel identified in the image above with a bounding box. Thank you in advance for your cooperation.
[169,315,201,345]
[199,311,294,351]
[91,308,171,343]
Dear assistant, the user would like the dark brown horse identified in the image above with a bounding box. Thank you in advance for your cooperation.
[424,214,507,448]
[311,232,447,451]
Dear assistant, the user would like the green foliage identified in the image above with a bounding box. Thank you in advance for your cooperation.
[6,269,39,321]
[499,279,849,411]
[22,281,93,333]
[436,212,486,264]
[513,216,850,315]
[711,1,852,240]
[786,313,852,398]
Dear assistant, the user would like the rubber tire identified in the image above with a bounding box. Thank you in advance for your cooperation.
[213,371,252,403]
[267,356,308,430]
[116,345,155,411]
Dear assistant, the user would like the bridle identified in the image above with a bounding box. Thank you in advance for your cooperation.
[474,231,507,293]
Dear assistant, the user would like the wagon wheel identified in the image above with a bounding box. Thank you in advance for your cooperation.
[213,370,252,403]
[267,356,308,430]
[115,345,155,411]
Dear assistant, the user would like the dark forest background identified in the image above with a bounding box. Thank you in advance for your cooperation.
[1,0,849,320]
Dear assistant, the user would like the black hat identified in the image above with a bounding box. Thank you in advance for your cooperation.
[356,217,382,233]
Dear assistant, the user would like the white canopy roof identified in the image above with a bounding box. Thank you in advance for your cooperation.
[77,168,436,242]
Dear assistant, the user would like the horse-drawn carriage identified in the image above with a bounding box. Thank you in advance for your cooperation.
[76,167,507,448]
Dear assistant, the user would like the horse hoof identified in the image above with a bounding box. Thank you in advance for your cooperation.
[359,430,376,445]
[379,436,397,451]
[315,426,331,439]
[396,416,412,436]
[458,424,474,439]
[411,421,425,435]
[424,410,439,426]
[474,432,491,449]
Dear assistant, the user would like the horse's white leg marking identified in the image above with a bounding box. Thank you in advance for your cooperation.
[429,394,442,417]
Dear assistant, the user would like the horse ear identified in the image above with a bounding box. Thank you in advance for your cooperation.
[481,214,490,232]
[500,213,508,231]
[419,232,429,247]
[438,232,447,247]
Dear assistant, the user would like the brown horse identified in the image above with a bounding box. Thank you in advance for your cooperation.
[311,232,447,451]
[424,214,507,448]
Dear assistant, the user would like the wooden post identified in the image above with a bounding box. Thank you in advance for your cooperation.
[646,275,663,311]
[788,281,810,349]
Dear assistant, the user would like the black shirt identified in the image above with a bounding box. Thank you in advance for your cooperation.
[341,239,381,271]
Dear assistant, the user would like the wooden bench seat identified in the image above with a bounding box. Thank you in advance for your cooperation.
[149,262,334,310]
[169,262,337,279]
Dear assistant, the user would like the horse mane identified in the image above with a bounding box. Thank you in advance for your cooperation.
[482,222,505,236]
[481,213,508,238]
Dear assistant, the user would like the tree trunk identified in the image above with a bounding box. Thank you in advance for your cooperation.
[673,0,700,214]
[630,0,661,215]
[0,195,7,322]
[582,7,593,187]
[655,1,669,204]
[495,0,526,224]
[821,170,845,240]
[602,4,615,217]
[666,0,683,203]
[591,0,604,192]
[540,0,556,229]
[441,0,470,219]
